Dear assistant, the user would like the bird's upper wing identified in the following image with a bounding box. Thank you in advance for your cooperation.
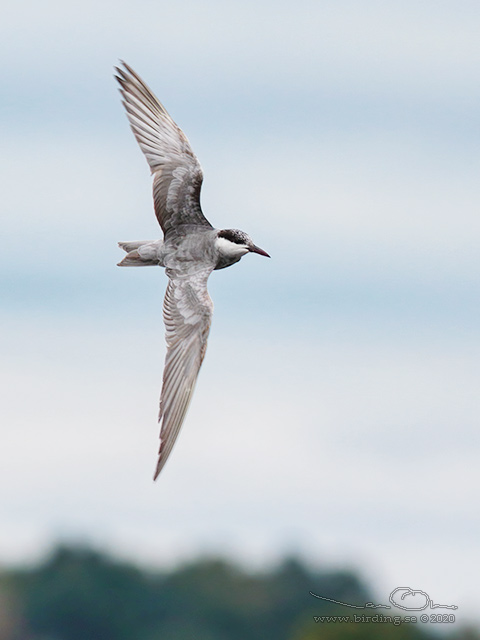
[115,62,213,235]
[154,266,214,479]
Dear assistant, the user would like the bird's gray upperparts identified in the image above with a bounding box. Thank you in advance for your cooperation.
[115,61,269,480]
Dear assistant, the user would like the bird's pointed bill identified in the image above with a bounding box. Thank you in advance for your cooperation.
[250,245,270,257]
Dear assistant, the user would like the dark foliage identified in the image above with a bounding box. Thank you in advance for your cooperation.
[1,545,475,640]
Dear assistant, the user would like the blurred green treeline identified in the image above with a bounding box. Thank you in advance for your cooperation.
[0,545,476,640]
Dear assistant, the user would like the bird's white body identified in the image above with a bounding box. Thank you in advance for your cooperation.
[119,233,250,270]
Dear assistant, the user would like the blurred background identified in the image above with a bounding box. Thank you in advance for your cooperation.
[1,0,479,637]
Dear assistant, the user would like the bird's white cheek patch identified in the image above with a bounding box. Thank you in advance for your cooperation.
[215,237,248,257]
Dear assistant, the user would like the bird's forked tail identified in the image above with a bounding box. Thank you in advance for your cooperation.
[117,240,163,266]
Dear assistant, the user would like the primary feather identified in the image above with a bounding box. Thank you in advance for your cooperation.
[116,61,212,236]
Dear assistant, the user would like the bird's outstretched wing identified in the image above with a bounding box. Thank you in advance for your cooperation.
[115,62,213,236]
[155,266,214,479]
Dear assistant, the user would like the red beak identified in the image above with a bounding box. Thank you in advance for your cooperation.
[250,245,270,258]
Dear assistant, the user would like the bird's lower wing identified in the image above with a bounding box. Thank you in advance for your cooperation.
[154,267,214,479]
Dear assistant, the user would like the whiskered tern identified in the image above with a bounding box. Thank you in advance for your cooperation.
[115,62,270,480]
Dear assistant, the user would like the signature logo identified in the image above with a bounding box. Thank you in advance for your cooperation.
[310,587,458,611]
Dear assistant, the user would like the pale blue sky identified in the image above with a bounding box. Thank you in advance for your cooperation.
[1,0,479,625]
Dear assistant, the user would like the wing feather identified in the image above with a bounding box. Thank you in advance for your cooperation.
[154,267,214,479]
[115,62,213,235]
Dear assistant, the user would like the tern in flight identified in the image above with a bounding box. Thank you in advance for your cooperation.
[115,62,270,480]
